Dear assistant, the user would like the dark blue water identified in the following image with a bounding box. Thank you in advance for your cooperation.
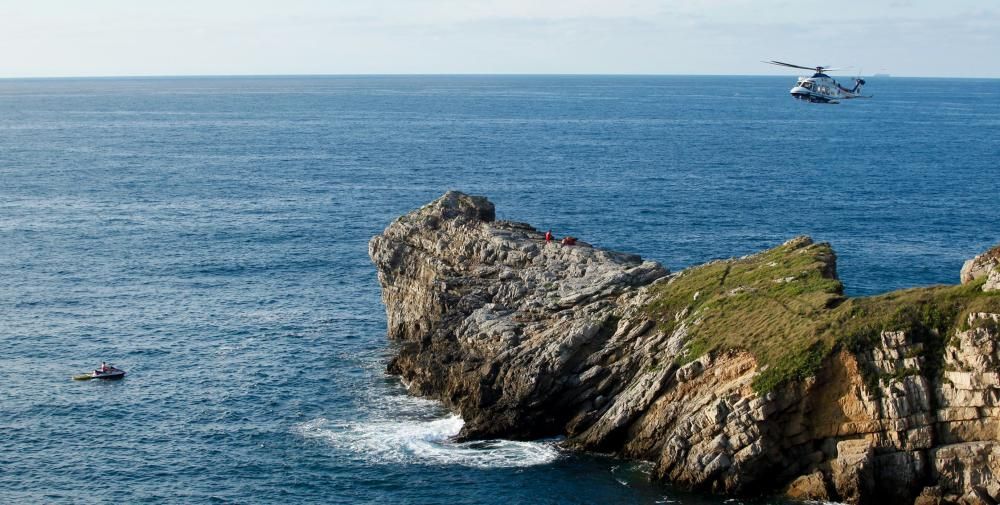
[1,75,997,504]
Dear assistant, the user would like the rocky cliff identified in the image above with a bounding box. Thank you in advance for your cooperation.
[369,192,1000,505]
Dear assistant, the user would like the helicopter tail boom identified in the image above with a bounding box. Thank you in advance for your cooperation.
[837,78,866,95]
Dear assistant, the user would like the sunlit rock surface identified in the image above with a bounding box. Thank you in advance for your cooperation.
[371,192,1000,504]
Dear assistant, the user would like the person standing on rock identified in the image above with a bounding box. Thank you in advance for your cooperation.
[545,230,553,243]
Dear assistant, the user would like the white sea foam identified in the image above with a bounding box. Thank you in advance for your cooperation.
[295,414,560,469]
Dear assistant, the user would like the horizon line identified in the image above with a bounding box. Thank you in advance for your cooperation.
[1,72,997,81]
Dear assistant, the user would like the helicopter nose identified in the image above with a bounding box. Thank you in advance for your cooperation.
[790,86,809,96]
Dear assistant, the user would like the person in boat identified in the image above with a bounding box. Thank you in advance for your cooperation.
[100,362,109,372]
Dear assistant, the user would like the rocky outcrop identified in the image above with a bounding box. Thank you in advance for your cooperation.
[370,192,1000,504]
[369,191,668,439]
[987,272,1000,293]
[962,245,1000,293]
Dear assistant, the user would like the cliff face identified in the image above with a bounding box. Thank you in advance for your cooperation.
[369,192,1000,505]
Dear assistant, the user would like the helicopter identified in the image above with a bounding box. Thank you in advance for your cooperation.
[764,61,871,103]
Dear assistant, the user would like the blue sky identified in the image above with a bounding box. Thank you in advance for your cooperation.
[3,0,998,78]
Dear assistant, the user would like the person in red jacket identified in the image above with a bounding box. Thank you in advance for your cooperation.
[545,230,553,243]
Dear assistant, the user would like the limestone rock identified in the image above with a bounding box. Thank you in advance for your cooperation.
[370,191,669,439]
[785,470,832,501]
[370,193,1000,504]
[915,486,945,505]
[961,244,1000,286]
[985,270,1000,292]
[831,439,875,503]
[931,443,1000,502]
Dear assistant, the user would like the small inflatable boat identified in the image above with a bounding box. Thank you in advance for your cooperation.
[73,365,126,380]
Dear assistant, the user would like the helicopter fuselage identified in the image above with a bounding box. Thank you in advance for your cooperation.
[789,72,859,104]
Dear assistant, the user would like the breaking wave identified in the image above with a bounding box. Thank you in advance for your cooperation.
[295,413,561,469]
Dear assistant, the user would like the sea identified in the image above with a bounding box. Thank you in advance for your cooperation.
[1,75,998,504]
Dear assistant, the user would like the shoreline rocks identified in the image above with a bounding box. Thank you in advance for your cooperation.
[370,192,1000,504]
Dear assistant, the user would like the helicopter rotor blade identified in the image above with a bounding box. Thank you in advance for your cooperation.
[764,61,846,72]
[763,60,818,71]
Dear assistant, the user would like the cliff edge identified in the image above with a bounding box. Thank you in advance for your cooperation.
[370,191,1000,505]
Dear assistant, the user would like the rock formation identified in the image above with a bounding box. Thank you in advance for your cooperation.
[370,192,1000,504]
[962,245,1000,293]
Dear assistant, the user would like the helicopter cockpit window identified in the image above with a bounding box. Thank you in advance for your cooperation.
[801,81,813,89]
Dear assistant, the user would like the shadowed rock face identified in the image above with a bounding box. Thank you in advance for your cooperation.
[370,192,1000,505]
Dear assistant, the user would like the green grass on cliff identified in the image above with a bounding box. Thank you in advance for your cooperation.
[644,238,1000,393]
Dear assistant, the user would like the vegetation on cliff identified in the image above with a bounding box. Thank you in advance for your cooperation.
[644,237,1000,393]
[373,193,1000,504]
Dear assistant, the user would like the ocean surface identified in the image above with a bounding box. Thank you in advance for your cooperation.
[1,75,998,504]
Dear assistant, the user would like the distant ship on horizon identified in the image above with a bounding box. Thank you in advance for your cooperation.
[872,73,891,78]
